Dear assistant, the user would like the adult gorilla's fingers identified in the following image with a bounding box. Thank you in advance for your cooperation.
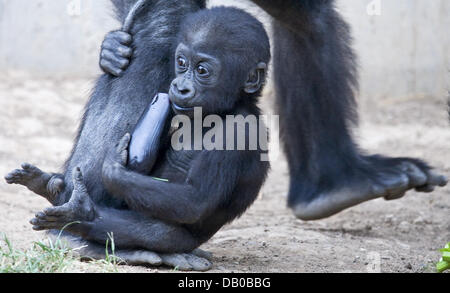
[102,39,132,58]
[117,45,133,58]
[100,59,123,77]
[110,30,132,45]
[160,253,192,271]
[101,49,130,70]
[183,253,212,271]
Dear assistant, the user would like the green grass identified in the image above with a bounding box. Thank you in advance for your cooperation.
[0,230,123,273]
[436,242,450,273]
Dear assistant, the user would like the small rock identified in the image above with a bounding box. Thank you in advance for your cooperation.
[413,216,430,225]
[384,214,395,224]
[406,263,412,270]
[398,221,410,233]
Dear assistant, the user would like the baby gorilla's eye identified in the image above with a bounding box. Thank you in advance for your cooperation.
[196,65,209,76]
[177,57,187,69]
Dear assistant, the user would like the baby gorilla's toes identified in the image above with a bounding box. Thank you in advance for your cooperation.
[4,163,62,202]
[30,167,96,232]
[69,167,96,221]
[5,163,44,185]
[160,252,213,271]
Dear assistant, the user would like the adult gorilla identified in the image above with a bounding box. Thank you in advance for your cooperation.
[101,0,447,220]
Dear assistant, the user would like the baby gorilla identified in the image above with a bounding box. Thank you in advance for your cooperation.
[25,7,270,268]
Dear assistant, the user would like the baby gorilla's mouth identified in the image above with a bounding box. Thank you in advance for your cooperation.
[171,102,196,118]
[169,89,195,114]
[171,102,194,112]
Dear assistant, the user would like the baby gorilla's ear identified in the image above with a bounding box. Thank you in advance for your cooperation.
[244,62,267,94]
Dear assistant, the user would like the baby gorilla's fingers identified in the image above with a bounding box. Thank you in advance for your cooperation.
[117,133,131,165]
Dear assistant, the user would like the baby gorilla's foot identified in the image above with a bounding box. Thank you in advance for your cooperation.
[5,163,64,203]
[30,167,96,231]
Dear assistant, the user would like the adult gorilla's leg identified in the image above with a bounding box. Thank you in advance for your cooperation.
[253,0,447,220]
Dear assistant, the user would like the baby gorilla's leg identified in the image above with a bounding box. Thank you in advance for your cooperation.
[49,231,212,271]
[5,163,65,204]
[32,168,212,271]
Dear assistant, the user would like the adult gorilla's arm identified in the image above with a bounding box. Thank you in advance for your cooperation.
[102,148,241,224]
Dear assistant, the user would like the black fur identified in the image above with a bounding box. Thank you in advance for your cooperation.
[8,3,270,255]
[6,0,447,264]
[252,0,446,219]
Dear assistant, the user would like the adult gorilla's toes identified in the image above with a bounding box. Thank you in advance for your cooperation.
[376,158,447,199]
[379,172,409,200]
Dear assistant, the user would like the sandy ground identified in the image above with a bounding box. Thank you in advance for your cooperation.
[0,71,449,273]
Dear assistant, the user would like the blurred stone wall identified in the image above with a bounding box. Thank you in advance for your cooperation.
[0,0,448,100]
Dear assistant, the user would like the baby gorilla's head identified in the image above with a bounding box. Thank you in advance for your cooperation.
[169,7,271,116]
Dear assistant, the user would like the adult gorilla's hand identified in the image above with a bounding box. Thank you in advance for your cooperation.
[99,30,133,76]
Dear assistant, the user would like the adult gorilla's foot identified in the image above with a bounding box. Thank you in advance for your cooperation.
[4,163,64,204]
[290,156,448,221]
[30,167,96,231]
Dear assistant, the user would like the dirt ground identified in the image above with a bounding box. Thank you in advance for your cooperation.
[0,71,449,273]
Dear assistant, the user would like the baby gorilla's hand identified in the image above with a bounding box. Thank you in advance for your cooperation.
[100,30,133,76]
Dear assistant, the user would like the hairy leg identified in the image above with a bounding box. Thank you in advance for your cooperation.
[31,167,212,270]
[4,163,65,204]
[48,231,212,271]
[254,1,447,220]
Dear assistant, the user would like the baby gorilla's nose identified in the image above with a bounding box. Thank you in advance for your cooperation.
[171,78,196,104]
